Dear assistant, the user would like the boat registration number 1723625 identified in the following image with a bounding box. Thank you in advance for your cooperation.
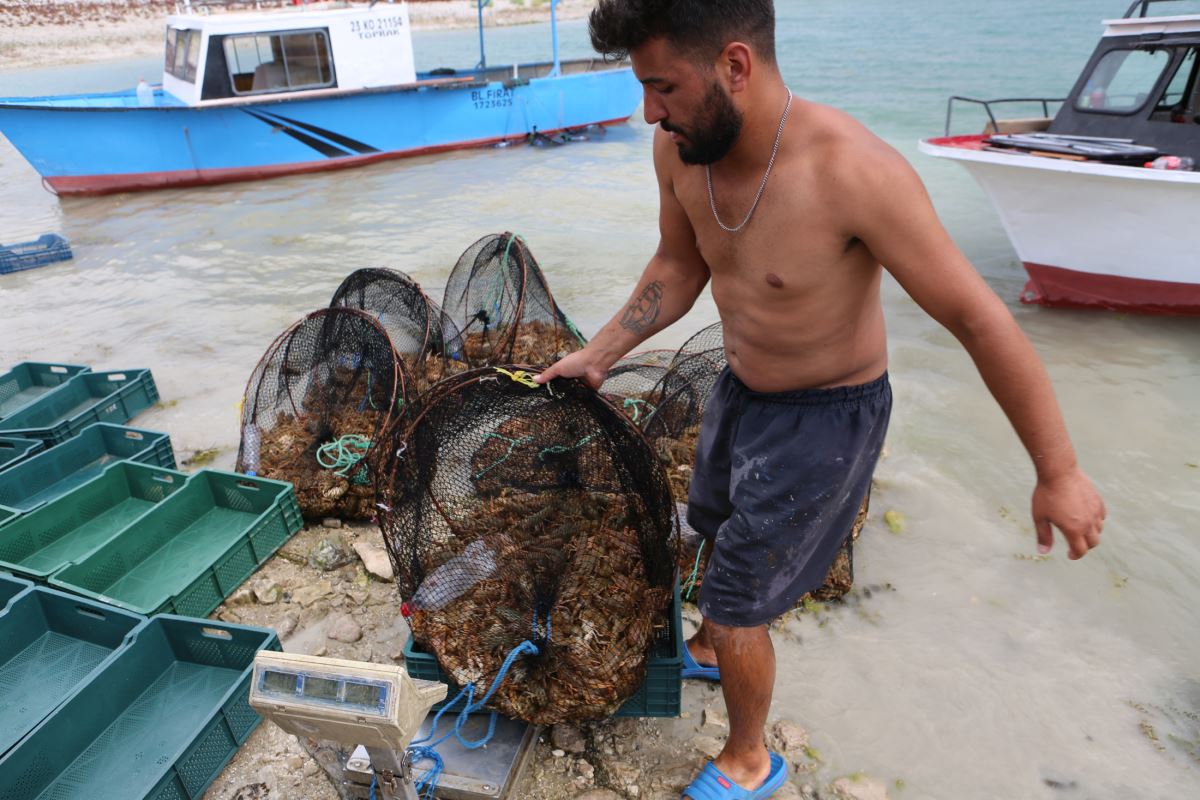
[472,88,514,110]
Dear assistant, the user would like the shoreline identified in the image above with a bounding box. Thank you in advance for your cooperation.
[0,0,597,72]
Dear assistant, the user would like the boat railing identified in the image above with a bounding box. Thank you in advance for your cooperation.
[1124,0,1200,18]
[174,0,391,14]
[943,96,1066,137]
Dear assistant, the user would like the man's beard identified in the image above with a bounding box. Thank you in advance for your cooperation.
[661,82,743,166]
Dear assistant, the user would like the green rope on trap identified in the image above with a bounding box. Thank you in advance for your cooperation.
[317,434,373,484]
[474,432,535,479]
[622,397,653,423]
[682,539,706,601]
[538,434,595,461]
[565,317,587,346]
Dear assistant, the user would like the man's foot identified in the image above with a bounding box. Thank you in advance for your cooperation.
[681,752,787,799]
[682,640,720,681]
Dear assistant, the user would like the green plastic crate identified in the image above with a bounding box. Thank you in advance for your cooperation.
[0,616,280,800]
[0,436,44,473]
[0,369,159,445]
[50,471,303,617]
[0,573,32,611]
[0,586,144,757]
[403,583,684,718]
[0,507,17,529]
[0,362,90,422]
[0,462,188,580]
[0,423,175,513]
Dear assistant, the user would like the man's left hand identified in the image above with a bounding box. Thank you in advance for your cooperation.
[1031,467,1106,560]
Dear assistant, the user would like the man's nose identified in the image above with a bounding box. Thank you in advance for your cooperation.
[643,90,666,125]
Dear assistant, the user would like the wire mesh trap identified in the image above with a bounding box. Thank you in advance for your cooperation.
[237,307,408,521]
[440,233,586,369]
[378,367,678,725]
[329,267,466,391]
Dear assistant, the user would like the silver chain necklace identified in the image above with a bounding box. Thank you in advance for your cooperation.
[706,88,793,233]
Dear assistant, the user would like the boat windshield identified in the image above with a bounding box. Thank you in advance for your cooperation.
[1076,47,1172,113]
[221,29,336,95]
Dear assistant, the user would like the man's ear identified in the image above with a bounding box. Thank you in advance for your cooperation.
[720,42,753,93]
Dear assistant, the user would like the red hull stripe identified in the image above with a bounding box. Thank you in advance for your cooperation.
[44,117,632,196]
[1022,262,1200,316]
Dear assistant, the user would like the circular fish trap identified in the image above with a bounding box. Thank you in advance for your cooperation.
[441,233,586,368]
[599,349,675,424]
[237,307,409,521]
[378,367,677,725]
[330,267,466,391]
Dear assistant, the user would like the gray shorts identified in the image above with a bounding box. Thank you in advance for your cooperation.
[687,367,892,627]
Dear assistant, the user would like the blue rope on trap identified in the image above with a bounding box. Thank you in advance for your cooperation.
[406,636,542,799]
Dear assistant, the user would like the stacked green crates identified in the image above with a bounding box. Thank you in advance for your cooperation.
[0,369,158,445]
[0,437,43,473]
[50,470,303,617]
[0,423,175,513]
[0,615,279,800]
[0,362,89,422]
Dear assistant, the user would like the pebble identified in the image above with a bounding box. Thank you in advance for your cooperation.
[285,755,304,771]
[308,537,354,571]
[327,613,363,643]
[830,775,891,800]
[276,611,300,639]
[292,579,333,607]
[307,642,327,657]
[352,539,395,582]
[576,760,595,780]
[573,791,622,800]
[346,588,370,606]
[702,707,729,732]
[690,735,724,760]
[771,720,810,753]
[227,587,255,607]
[552,749,566,758]
[552,724,588,754]
[322,518,342,528]
[253,581,281,605]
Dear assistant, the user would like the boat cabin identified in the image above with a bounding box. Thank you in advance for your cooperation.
[162,1,417,105]
[1045,1,1200,158]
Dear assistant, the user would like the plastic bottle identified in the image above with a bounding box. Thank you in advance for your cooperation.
[1145,155,1195,171]
[135,79,153,107]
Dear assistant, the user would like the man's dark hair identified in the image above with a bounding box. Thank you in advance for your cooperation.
[589,0,776,66]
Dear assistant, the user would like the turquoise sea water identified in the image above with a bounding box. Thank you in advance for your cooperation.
[1,2,1198,798]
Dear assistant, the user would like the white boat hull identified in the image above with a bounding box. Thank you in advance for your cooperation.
[920,135,1200,314]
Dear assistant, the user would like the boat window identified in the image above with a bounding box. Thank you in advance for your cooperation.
[165,28,200,83]
[1151,48,1200,122]
[222,29,335,95]
[1075,48,1171,114]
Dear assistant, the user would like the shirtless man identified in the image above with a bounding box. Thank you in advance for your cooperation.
[536,2,1107,797]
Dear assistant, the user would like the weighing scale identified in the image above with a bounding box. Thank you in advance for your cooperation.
[249,652,539,800]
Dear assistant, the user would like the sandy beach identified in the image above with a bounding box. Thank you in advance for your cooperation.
[0,0,597,70]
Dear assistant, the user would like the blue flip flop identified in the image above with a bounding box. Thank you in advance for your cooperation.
[682,752,789,799]
[682,643,721,681]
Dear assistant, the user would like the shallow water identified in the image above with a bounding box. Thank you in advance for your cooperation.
[1,2,1198,797]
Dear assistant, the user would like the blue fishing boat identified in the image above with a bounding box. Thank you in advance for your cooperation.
[0,0,641,196]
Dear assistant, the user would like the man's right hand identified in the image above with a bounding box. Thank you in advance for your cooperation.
[534,347,611,390]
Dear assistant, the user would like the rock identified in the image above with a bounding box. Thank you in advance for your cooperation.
[604,760,641,788]
[574,791,623,800]
[611,718,638,737]
[387,640,405,662]
[322,518,342,529]
[352,539,395,582]
[770,783,804,800]
[217,610,242,623]
[292,580,333,607]
[308,537,354,571]
[552,749,566,758]
[577,760,595,780]
[702,707,729,732]
[276,611,300,638]
[626,786,639,798]
[285,755,304,771]
[307,642,327,657]
[227,587,255,607]
[302,761,320,778]
[691,735,724,760]
[231,784,270,800]
[552,724,588,754]
[253,580,281,605]
[830,775,890,800]
[800,785,818,800]
[346,589,369,606]
[327,614,363,643]
[770,720,810,753]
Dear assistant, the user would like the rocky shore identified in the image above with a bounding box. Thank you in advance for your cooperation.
[0,0,598,70]
[196,519,894,800]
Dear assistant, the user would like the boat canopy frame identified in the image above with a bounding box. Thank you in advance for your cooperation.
[1124,0,1200,18]
[942,96,1065,136]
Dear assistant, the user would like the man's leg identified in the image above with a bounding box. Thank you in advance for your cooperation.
[686,618,718,667]
[707,618,774,788]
